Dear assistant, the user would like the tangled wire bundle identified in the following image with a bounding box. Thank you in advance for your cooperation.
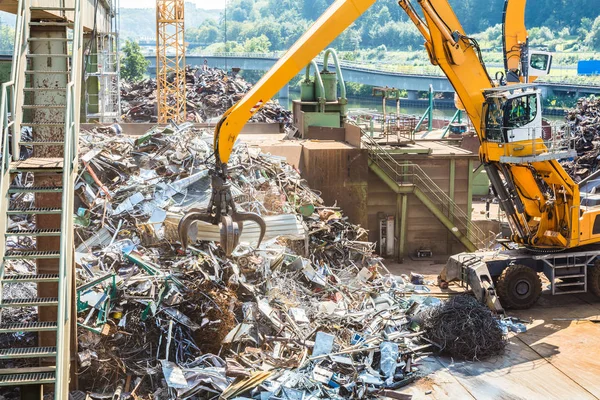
[421,295,506,361]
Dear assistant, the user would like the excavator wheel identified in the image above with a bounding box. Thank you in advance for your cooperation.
[589,262,600,298]
[496,264,542,309]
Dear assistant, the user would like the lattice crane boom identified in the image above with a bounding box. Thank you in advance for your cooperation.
[156,0,186,123]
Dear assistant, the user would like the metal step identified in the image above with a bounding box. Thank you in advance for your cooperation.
[7,207,62,215]
[25,70,70,75]
[555,281,586,288]
[23,87,67,92]
[4,250,61,260]
[22,104,67,109]
[10,158,64,172]
[554,274,586,279]
[0,347,57,360]
[29,22,74,27]
[19,141,65,146]
[5,229,61,237]
[2,274,60,283]
[0,372,55,386]
[0,321,57,333]
[553,264,587,269]
[30,6,75,11]
[554,290,587,296]
[27,38,72,42]
[26,53,71,57]
[22,123,64,127]
[0,297,59,307]
[8,186,63,193]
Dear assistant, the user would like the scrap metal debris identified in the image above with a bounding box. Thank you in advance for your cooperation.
[420,295,507,361]
[2,122,515,399]
[560,96,600,180]
[120,66,292,124]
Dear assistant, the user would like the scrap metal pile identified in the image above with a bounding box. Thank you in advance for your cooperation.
[1,124,512,399]
[120,66,292,125]
[70,123,443,398]
[560,96,600,180]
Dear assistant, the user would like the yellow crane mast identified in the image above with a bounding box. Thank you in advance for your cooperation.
[156,0,186,123]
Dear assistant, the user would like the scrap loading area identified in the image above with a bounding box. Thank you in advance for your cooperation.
[386,262,600,400]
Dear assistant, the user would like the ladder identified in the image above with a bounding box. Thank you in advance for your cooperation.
[0,0,82,396]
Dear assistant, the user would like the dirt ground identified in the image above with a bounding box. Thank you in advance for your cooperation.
[384,260,600,400]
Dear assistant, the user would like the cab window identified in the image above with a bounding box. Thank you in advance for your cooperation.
[506,94,537,129]
[484,97,504,142]
[530,54,550,71]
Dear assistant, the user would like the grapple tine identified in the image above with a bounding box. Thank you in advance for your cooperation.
[178,210,211,248]
[232,210,267,248]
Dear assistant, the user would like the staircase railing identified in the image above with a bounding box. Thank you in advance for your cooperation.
[9,0,30,162]
[0,0,29,318]
[56,0,83,396]
[361,129,491,250]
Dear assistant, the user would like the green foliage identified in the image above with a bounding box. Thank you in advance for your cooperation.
[0,26,14,53]
[243,35,271,53]
[0,63,11,84]
[587,16,600,51]
[120,40,150,82]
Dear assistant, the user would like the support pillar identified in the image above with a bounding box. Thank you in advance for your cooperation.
[407,90,418,100]
[448,159,455,254]
[467,159,475,238]
[398,194,408,262]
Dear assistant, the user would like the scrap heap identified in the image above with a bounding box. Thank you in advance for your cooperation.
[2,124,509,399]
[560,96,600,180]
[70,123,442,398]
[121,66,292,125]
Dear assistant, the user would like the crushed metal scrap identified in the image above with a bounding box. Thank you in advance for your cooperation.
[560,96,600,181]
[60,122,512,399]
[1,122,515,399]
[120,66,292,124]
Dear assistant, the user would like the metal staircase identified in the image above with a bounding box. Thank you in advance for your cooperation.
[361,129,490,252]
[0,0,82,396]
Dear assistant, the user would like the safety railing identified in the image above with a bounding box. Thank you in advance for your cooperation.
[494,122,575,161]
[361,129,491,250]
[56,0,83,396]
[0,0,27,336]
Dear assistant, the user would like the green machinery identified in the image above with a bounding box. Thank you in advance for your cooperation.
[294,48,348,136]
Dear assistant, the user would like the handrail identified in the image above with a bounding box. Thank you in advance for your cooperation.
[56,0,82,396]
[10,0,29,161]
[360,128,490,249]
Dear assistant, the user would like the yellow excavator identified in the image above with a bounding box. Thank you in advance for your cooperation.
[179,0,600,310]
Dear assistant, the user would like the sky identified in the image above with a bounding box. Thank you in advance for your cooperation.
[120,0,226,9]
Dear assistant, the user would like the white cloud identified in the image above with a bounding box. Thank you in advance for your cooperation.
[120,0,227,9]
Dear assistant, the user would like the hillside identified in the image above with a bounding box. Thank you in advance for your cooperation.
[187,0,600,53]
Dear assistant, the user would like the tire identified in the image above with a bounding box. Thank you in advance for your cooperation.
[589,263,600,298]
[496,264,542,309]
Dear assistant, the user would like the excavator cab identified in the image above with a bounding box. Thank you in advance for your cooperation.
[528,51,553,77]
[483,86,543,144]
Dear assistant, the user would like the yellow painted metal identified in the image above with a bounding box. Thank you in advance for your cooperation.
[215,0,377,164]
[398,0,598,250]
[503,0,529,81]
[156,0,186,124]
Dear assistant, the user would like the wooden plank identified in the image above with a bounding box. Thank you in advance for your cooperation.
[435,338,597,400]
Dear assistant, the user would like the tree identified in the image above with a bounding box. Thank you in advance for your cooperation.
[120,40,149,82]
[587,16,600,50]
[243,35,271,52]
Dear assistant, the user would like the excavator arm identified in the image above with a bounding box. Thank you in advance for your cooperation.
[398,0,587,251]
[179,0,378,254]
[503,0,553,83]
